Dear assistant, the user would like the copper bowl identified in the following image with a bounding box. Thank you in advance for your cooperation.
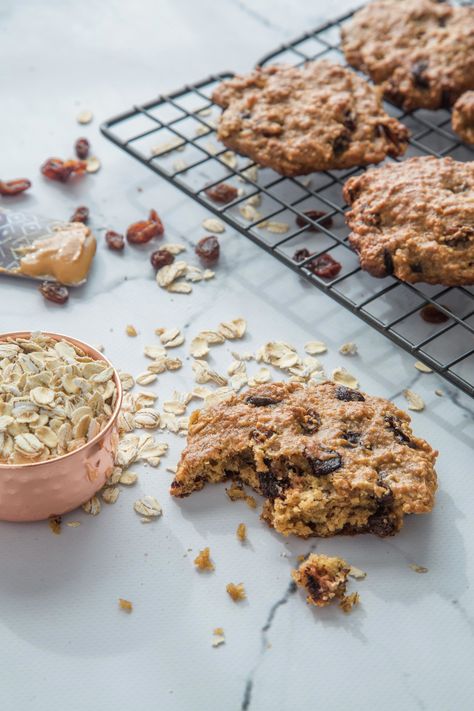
[0,332,123,522]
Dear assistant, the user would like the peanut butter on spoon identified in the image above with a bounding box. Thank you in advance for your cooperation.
[15,222,96,285]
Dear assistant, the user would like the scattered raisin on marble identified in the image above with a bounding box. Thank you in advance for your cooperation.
[293,248,312,263]
[420,304,449,324]
[195,235,220,265]
[150,249,174,270]
[149,209,165,236]
[309,253,341,279]
[39,281,69,305]
[245,395,280,407]
[41,158,87,182]
[0,178,31,196]
[205,183,238,204]
[126,219,162,244]
[335,386,365,402]
[74,137,90,160]
[308,453,342,476]
[70,205,89,224]
[105,230,125,251]
[296,210,333,232]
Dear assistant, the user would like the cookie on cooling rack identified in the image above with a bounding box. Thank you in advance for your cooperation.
[452,92,474,145]
[343,156,474,286]
[170,380,437,538]
[341,0,474,112]
[211,60,409,176]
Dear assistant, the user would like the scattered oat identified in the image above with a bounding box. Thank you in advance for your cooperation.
[119,372,135,391]
[409,564,429,574]
[190,337,209,359]
[239,165,258,183]
[202,218,225,234]
[195,124,209,137]
[403,389,425,412]
[156,260,188,288]
[135,372,157,386]
[194,547,215,571]
[172,158,188,172]
[160,243,186,255]
[151,137,184,156]
[66,521,81,528]
[48,516,61,535]
[119,471,138,485]
[118,598,133,613]
[339,592,359,613]
[236,523,247,542]
[133,496,162,518]
[192,359,228,387]
[101,486,120,504]
[212,628,225,647]
[305,340,327,355]
[263,221,290,234]
[435,388,444,397]
[77,109,93,124]
[414,361,433,373]
[126,325,138,337]
[349,566,367,580]
[218,318,246,340]
[82,495,101,515]
[239,204,261,221]
[339,342,358,356]
[226,582,246,602]
[249,367,272,385]
[86,156,101,173]
[332,367,359,389]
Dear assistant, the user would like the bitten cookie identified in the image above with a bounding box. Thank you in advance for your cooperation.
[170,381,438,538]
[343,156,474,286]
[341,0,474,111]
[211,61,409,176]
[452,92,474,145]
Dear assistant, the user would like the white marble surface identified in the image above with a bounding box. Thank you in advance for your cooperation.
[2,1,474,710]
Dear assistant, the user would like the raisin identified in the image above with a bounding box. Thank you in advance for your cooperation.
[251,426,274,443]
[384,415,415,447]
[333,132,351,156]
[335,386,365,402]
[305,575,322,602]
[367,506,397,537]
[411,61,430,89]
[410,262,423,273]
[293,248,312,263]
[420,304,449,324]
[126,219,162,244]
[39,281,69,304]
[308,453,342,476]
[343,111,357,132]
[105,230,125,251]
[150,249,174,270]
[0,178,31,196]
[195,235,220,265]
[205,183,238,204]
[296,210,333,232]
[309,253,342,279]
[383,249,394,276]
[342,431,361,446]
[300,409,321,434]
[149,209,165,236]
[41,157,87,182]
[258,470,282,499]
[245,395,280,407]
[445,229,472,248]
[75,137,90,160]
[70,205,89,224]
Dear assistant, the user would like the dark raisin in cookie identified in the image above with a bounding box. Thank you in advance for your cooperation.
[170,381,437,538]
[343,156,474,286]
[211,60,409,176]
[341,0,474,111]
[292,554,353,609]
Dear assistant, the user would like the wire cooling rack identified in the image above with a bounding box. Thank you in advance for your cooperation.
[101,7,474,398]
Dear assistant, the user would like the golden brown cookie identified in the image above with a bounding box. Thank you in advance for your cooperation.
[170,381,437,538]
[212,61,409,176]
[341,0,474,111]
[343,156,474,286]
[452,91,474,144]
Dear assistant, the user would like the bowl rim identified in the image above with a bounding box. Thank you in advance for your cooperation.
[0,330,123,469]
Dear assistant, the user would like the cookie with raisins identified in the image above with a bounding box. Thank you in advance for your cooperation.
[211,60,409,177]
[170,381,437,538]
[343,156,474,285]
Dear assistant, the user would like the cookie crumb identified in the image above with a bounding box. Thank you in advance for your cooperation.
[339,592,360,613]
[292,553,354,609]
[212,627,225,647]
[226,482,257,509]
[66,521,81,528]
[236,523,247,542]
[339,342,358,356]
[409,564,429,574]
[348,565,367,580]
[48,516,61,535]
[126,325,138,337]
[119,598,133,612]
[226,582,246,602]
[194,547,215,571]
[414,361,432,373]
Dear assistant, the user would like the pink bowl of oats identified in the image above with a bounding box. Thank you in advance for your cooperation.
[0,331,122,521]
